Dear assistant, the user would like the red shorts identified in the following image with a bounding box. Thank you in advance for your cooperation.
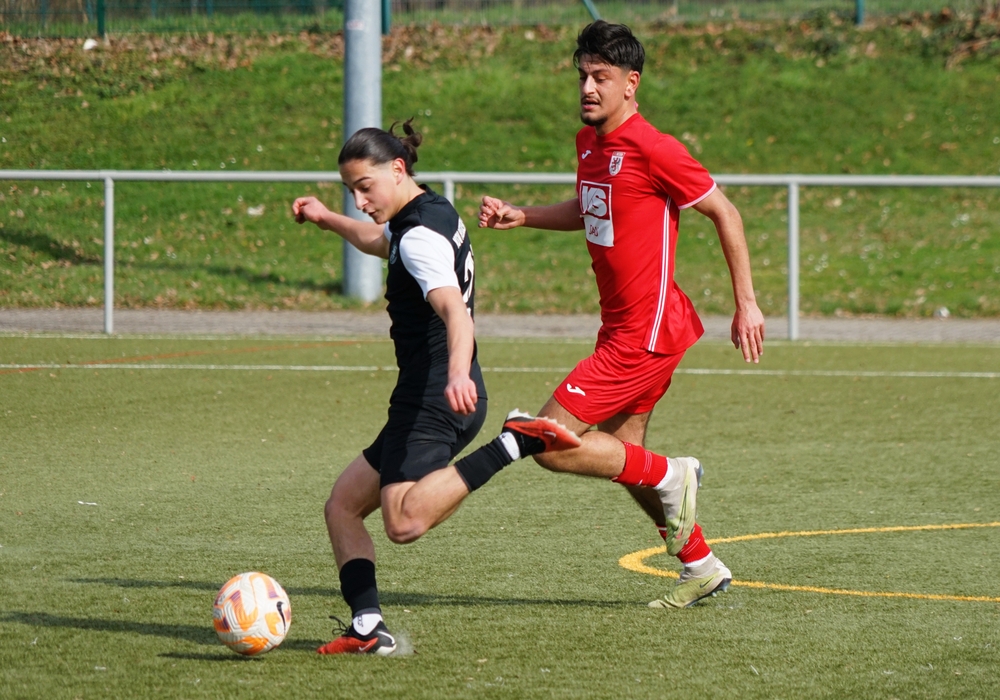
[552,337,685,425]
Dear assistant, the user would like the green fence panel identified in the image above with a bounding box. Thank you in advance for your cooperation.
[0,0,990,39]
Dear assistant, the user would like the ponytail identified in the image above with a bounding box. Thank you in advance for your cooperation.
[338,118,423,176]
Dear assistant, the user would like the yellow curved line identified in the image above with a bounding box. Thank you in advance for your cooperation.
[705,521,1000,545]
[619,522,1000,604]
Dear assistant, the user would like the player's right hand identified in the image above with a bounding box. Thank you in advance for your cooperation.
[479,196,524,230]
[444,373,478,416]
[292,196,328,225]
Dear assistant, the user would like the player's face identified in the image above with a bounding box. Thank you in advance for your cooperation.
[577,57,638,132]
[340,158,407,224]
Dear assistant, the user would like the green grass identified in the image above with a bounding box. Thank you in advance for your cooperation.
[1,15,999,315]
[1,334,999,698]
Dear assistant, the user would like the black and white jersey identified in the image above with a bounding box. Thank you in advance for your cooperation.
[383,186,483,398]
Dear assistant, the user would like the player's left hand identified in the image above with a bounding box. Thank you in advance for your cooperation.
[732,302,765,363]
[445,374,479,415]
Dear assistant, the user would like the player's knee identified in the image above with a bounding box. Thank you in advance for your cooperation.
[384,517,427,544]
[324,492,344,526]
[325,488,364,529]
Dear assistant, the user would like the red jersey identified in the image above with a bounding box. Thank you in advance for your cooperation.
[576,113,716,355]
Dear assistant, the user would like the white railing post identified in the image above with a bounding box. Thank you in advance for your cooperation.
[103,177,115,335]
[1,170,999,340]
[787,181,800,341]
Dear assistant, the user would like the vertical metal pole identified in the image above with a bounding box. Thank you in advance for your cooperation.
[580,0,601,21]
[381,0,390,35]
[103,178,115,335]
[787,182,799,341]
[444,178,455,205]
[855,0,864,26]
[97,0,106,37]
[342,0,384,303]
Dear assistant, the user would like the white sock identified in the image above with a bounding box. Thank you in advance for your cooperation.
[353,612,383,636]
[684,553,713,571]
[654,457,682,492]
[684,553,719,578]
[498,431,521,461]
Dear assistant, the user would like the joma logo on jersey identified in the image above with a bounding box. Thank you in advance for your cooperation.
[579,181,614,247]
[580,182,611,220]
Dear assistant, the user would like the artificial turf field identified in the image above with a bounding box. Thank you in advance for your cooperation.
[1,334,998,699]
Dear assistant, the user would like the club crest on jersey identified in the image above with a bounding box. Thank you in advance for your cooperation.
[609,151,625,176]
[389,241,399,264]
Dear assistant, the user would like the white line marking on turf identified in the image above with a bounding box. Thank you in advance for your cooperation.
[675,368,1000,378]
[0,363,398,372]
[1,364,998,378]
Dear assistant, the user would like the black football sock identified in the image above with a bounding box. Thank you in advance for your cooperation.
[339,558,381,619]
[454,438,513,492]
[503,426,546,457]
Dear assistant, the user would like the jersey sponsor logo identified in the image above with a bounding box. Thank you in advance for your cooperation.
[581,149,592,160]
[579,181,614,247]
[388,240,399,264]
[566,383,586,396]
[609,151,625,176]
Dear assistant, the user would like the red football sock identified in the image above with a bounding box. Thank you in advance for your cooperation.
[612,442,668,487]
[676,524,712,564]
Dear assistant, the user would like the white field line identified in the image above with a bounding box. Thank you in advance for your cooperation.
[0,332,595,345]
[4,333,1000,349]
[1,363,998,378]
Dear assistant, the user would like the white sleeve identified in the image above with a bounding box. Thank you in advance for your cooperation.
[398,226,460,300]
[382,223,392,242]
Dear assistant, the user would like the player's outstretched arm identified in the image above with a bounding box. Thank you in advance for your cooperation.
[427,286,478,416]
[292,196,390,259]
[693,188,765,363]
[479,196,582,232]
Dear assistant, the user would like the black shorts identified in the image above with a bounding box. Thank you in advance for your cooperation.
[363,393,488,487]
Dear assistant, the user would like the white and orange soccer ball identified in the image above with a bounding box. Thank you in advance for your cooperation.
[213,572,291,656]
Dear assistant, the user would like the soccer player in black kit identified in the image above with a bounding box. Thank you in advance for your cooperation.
[292,120,579,655]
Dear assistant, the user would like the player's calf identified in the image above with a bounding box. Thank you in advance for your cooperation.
[613,444,701,557]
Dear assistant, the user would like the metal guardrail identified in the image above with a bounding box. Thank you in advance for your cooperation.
[2,169,999,338]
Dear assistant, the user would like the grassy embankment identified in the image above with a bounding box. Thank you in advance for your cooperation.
[1,13,999,316]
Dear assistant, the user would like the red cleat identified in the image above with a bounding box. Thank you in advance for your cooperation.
[502,409,582,453]
[317,617,397,656]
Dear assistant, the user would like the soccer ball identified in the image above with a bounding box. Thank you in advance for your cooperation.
[213,572,291,656]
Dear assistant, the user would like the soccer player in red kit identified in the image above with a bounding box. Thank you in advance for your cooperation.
[479,21,765,608]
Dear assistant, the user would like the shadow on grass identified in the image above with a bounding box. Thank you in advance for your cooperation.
[71,577,335,597]
[1,610,218,645]
[0,228,102,265]
[0,227,344,297]
[159,637,328,660]
[71,577,633,608]
[1,610,328,656]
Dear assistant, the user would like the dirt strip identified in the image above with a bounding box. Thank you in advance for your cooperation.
[1,308,999,343]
